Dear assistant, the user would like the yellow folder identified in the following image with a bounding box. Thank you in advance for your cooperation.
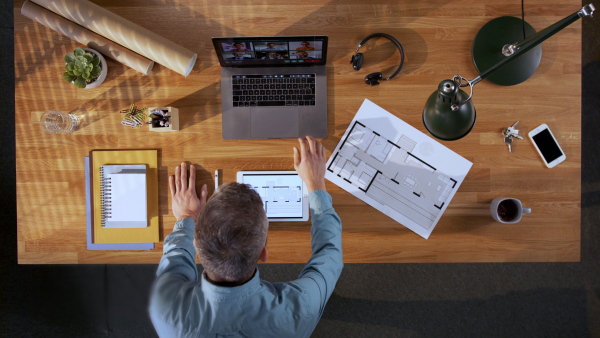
[90,149,159,243]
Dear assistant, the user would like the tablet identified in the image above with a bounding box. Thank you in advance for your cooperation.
[237,171,309,222]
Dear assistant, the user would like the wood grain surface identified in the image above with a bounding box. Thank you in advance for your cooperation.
[14,0,581,264]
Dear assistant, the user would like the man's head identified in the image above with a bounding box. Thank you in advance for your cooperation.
[267,43,275,48]
[233,52,245,57]
[195,182,268,283]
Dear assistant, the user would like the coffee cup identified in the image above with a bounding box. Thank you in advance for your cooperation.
[490,198,531,224]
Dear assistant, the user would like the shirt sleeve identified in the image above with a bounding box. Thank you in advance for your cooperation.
[295,190,343,317]
[149,218,198,335]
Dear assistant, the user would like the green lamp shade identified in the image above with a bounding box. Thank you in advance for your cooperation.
[422,79,476,141]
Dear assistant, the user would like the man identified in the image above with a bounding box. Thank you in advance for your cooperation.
[229,42,251,51]
[261,51,284,59]
[149,136,343,337]
[228,52,251,60]
[262,42,280,51]
[295,51,312,59]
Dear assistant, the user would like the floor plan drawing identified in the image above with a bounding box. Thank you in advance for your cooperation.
[325,99,472,239]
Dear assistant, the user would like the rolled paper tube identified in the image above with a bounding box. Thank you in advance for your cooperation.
[21,0,154,75]
[31,0,197,76]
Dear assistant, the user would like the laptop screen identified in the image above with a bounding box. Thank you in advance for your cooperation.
[212,36,328,67]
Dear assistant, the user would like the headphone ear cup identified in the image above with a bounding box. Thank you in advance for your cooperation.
[351,53,364,71]
[364,72,383,85]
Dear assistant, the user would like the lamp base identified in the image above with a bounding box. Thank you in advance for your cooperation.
[472,16,541,86]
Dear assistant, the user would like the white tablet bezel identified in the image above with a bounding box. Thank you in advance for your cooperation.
[237,170,309,222]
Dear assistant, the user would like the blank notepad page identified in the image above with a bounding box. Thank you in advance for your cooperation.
[101,165,148,228]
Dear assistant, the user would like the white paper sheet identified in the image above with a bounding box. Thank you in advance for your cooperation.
[325,99,472,239]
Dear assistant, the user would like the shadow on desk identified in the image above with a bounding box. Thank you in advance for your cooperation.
[165,82,221,130]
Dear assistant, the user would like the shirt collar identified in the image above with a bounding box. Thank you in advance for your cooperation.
[200,268,262,298]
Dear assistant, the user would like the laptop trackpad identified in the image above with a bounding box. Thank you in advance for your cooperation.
[250,107,299,138]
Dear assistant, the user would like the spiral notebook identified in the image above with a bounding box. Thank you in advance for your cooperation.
[90,149,159,244]
[100,164,148,228]
[85,157,154,250]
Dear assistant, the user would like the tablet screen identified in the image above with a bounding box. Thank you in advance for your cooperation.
[237,171,308,221]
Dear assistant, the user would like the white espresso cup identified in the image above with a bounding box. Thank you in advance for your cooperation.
[490,198,531,224]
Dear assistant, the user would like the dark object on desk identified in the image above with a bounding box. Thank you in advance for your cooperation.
[350,33,405,85]
[498,199,519,222]
[472,16,541,86]
[422,4,595,141]
[147,108,171,128]
[213,36,328,139]
[490,197,532,224]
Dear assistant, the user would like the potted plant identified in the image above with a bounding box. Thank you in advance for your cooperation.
[62,47,107,89]
[147,107,179,132]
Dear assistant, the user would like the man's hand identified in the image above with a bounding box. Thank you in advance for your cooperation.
[293,136,327,192]
[169,162,208,221]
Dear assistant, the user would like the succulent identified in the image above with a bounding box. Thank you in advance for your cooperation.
[63,48,102,89]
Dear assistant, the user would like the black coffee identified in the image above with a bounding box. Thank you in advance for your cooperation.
[497,199,519,222]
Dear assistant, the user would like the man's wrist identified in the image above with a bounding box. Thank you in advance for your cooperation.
[175,214,197,222]
[174,217,196,231]
[306,181,326,192]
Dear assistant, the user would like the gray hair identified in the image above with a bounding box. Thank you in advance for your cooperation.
[195,182,268,282]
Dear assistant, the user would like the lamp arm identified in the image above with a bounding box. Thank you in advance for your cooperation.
[480,4,594,81]
[450,4,595,111]
[505,5,593,55]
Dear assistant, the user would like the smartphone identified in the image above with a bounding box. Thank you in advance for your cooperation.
[528,124,566,168]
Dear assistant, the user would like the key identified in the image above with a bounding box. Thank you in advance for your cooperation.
[504,135,513,153]
[504,121,520,136]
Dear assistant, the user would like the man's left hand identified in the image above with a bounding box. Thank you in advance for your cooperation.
[169,162,207,221]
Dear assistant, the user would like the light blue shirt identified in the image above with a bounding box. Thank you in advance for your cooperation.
[149,190,343,337]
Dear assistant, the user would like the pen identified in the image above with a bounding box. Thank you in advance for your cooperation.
[215,170,220,192]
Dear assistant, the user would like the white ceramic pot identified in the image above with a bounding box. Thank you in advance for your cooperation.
[81,48,107,89]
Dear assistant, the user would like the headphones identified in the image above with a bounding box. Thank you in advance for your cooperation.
[350,33,405,85]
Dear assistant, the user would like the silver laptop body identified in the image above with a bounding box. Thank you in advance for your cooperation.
[213,36,328,139]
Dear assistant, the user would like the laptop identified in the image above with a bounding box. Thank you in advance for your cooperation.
[212,36,328,139]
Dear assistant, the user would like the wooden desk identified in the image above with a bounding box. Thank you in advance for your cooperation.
[15,0,581,264]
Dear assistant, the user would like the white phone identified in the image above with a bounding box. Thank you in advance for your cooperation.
[528,124,566,168]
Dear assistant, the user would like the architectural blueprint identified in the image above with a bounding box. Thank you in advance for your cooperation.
[325,99,472,239]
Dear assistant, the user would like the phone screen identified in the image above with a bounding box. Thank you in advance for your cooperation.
[532,128,563,163]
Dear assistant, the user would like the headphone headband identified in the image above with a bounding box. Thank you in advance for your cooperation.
[354,33,405,81]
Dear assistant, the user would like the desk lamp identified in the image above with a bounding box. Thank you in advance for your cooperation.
[422,4,595,141]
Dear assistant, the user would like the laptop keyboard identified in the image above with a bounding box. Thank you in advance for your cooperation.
[231,74,316,107]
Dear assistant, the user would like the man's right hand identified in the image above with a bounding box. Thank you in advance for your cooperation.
[293,136,327,192]
[169,162,207,221]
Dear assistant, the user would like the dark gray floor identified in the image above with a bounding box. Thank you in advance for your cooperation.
[2,1,599,337]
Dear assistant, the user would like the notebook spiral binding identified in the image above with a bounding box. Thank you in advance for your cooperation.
[100,166,113,226]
